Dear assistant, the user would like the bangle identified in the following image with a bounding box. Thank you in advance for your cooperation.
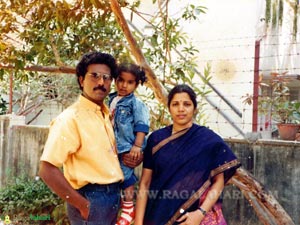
[134,144,142,148]
[197,207,206,216]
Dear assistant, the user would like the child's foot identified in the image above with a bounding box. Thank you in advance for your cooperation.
[116,201,135,225]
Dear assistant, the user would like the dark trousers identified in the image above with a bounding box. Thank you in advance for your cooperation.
[67,183,121,225]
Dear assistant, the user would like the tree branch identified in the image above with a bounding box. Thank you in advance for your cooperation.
[49,36,65,67]
[110,0,168,105]
[228,168,295,225]
[0,64,76,74]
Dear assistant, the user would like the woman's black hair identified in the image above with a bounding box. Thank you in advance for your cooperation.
[75,51,117,90]
[167,84,197,109]
[116,63,147,85]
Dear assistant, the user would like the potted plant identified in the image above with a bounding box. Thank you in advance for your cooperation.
[242,72,300,140]
[272,100,300,140]
[270,73,300,140]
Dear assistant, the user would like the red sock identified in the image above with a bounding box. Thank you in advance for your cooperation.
[117,200,135,224]
[121,201,134,214]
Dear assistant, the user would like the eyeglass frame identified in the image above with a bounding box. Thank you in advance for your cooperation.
[86,72,113,82]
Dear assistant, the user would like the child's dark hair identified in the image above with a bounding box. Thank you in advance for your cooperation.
[117,63,147,85]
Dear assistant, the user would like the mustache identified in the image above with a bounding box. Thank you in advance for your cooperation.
[93,85,107,92]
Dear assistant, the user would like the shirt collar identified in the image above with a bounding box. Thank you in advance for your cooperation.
[79,95,109,115]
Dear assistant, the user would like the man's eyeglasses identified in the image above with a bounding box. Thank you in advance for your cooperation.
[86,72,112,81]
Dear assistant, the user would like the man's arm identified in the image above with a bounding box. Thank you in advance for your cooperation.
[38,161,90,220]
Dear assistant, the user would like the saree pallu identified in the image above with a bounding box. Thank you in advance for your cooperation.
[142,124,241,225]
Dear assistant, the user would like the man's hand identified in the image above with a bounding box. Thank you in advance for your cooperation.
[79,201,90,220]
[122,152,143,168]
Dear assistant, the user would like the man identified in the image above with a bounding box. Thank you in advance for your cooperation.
[39,51,124,225]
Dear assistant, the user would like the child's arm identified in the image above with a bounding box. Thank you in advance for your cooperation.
[129,131,146,159]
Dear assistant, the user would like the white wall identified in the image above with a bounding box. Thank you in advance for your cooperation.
[127,0,258,138]
[184,0,257,138]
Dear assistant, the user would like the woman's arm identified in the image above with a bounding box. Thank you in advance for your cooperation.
[177,172,225,225]
[134,168,153,225]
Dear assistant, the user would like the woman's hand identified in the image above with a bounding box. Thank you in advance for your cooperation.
[176,210,203,225]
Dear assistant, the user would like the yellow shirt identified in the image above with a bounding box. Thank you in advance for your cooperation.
[41,95,124,189]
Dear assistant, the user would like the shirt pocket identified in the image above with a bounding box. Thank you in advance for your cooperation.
[116,105,132,124]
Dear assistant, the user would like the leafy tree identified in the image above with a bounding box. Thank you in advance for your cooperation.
[0,0,210,127]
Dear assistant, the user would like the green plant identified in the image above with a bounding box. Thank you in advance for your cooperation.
[258,95,272,117]
[0,97,7,115]
[0,174,69,224]
[272,100,300,124]
[269,74,300,123]
[243,72,300,128]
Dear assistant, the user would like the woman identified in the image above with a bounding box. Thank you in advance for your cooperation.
[134,84,241,225]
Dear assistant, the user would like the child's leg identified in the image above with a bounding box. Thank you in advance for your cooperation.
[116,185,135,225]
[116,161,138,225]
[124,184,135,201]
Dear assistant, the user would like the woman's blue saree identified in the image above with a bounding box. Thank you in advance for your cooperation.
[142,124,241,225]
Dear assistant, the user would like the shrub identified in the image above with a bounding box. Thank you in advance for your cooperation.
[0,175,69,224]
[0,97,7,115]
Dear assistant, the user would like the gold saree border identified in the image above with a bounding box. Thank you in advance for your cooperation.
[152,127,190,155]
[165,159,241,225]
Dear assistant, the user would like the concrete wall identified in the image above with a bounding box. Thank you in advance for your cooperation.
[0,115,48,186]
[0,115,299,224]
[223,139,300,225]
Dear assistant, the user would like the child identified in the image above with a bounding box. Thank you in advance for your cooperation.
[109,63,150,225]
